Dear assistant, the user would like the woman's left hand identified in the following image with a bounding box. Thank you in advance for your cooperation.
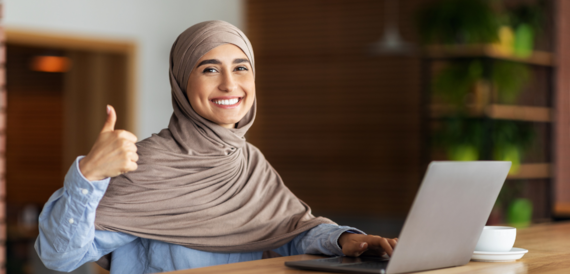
[338,233,398,257]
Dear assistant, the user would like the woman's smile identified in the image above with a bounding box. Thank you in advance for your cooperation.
[210,96,244,109]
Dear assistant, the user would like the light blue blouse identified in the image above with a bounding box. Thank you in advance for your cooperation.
[35,157,363,273]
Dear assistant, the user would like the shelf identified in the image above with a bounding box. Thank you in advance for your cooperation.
[485,105,552,122]
[554,203,570,216]
[430,104,552,122]
[424,44,554,66]
[507,163,551,179]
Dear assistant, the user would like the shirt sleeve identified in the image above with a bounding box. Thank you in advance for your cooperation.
[35,156,137,272]
[272,223,366,256]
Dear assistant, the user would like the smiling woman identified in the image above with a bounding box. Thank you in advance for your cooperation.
[187,44,256,129]
[34,20,397,274]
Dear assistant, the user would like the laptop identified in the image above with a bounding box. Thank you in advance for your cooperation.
[285,161,511,274]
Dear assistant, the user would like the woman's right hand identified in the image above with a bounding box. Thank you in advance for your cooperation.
[79,105,139,181]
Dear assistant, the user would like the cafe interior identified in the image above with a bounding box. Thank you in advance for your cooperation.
[2,0,570,273]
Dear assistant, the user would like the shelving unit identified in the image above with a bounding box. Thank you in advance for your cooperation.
[422,45,555,221]
[424,44,554,66]
[507,163,551,179]
[430,104,552,122]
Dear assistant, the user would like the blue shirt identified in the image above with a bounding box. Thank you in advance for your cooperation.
[35,157,363,273]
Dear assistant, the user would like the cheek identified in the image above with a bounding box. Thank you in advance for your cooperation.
[187,80,213,105]
[245,84,256,107]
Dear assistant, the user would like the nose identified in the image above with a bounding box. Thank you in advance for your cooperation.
[218,70,238,92]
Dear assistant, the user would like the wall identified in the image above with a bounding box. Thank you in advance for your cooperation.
[0,3,7,272]
[4,0,244,139]
[246,0,424,220]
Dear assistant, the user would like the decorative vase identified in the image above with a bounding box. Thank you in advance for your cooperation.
[493,144,521,175]
[513,24,534,58]
[469,80,491,115]
[507,198,533,228]
[492,26,514,55]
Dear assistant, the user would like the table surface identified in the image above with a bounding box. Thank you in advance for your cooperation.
[165,221,570,274]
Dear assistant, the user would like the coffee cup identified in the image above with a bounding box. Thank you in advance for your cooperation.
[475,226,516,252]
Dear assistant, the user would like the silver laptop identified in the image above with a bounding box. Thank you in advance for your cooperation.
[285,161,511,274]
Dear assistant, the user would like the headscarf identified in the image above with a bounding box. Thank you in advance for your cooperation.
[94,20,334,253]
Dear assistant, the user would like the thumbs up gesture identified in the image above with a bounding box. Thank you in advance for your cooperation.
[79,105,139,181]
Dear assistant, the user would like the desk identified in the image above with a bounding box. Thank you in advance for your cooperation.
[166,221,570,274]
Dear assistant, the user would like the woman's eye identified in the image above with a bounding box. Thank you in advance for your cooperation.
[203,67,218,73]
[235,66,248,72]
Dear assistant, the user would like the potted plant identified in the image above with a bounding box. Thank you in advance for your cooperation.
[491,120,535,175]
[508,1,545,57]
[495,180,533,228]
[433,59,530,107]
[417,0,500,45]
[433,116,484,161]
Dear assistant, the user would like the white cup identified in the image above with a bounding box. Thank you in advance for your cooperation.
[475,226,516,252]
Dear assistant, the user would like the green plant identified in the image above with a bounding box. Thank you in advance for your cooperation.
[417,0,500,44]
[492,120,535,174]
[507,198,533,228]
[495,180,533,226]
[433,60,483,106]
[433,118,536,164]
[492,120,535,153]
[508,1,545,32]
[507,1,545,57]
[433,116,485,160]
[434,59,530,106]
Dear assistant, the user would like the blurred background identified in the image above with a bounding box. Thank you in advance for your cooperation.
[0,0,569,273]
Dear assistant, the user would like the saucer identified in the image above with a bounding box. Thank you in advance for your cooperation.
[471,247,528,262]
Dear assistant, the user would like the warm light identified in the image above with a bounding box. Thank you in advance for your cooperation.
[30,56,71,73]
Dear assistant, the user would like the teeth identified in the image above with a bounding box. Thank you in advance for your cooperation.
[213,98,239,105]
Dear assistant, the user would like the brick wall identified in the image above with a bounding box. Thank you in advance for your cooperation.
[0,2,6,272]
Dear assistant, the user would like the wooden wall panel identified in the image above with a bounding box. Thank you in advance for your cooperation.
[63,51,129,170]
[554,0,570,216]
[0,3,7,272]
[5,94,63,204]
[5,45,64,205]
[246,0,426,217]
[5,45,130,207]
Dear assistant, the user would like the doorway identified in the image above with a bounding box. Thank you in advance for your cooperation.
[6,29,136,274]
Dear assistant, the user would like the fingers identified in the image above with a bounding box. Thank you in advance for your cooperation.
[361,236,398,257]
[123,159,138,173]
[388,238,398,249]
[365,237,391,257]
[127,150,139,162]
[81,104,140,181]
[101,105,117,133]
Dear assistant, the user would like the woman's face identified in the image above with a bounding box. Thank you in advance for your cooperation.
[186,44,255,129]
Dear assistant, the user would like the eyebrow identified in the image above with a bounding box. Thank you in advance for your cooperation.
[196,58,251,68]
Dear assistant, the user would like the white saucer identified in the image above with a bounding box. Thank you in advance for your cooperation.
[471,247,528,262]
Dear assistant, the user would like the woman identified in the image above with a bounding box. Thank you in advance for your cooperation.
[35,20,397,273]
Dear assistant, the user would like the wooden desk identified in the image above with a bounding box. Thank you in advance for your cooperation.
[166,222,570,274]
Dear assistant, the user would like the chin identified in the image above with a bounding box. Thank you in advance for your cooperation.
[213,117,242,126]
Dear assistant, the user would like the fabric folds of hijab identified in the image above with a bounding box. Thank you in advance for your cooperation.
[94,20,335,253]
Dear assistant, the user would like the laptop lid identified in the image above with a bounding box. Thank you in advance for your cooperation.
[284,161,510,274]
[386,161,510,273]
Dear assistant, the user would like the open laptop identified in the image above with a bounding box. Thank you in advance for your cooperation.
[285,161,511,274]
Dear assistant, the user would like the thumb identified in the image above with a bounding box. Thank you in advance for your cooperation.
[101,105,117,133]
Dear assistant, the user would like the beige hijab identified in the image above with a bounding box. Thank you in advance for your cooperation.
[94,20,334,253]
